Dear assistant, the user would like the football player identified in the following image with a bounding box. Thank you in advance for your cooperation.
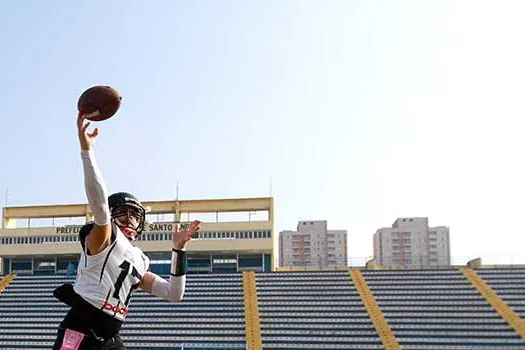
[52,113,201,349]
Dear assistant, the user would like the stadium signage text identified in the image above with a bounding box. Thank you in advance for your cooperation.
[56,223,180,234]
[148,223,175,231]
[56,226,82,234]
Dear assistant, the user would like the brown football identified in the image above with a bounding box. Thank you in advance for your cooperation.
[77,86,122,121]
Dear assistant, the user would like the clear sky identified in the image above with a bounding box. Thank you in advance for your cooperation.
[1,1,525,265]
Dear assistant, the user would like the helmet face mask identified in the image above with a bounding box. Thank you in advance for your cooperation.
[113,206,142,230]
[108,192,146,240]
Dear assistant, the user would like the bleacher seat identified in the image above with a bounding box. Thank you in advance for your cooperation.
[1,269,525,349]
[476,268,525,318]
[361,269,525,349]
[0,274,246,349]
[256,271,384,349]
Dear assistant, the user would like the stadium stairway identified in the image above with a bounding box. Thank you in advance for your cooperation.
[476,267,525,319]
[461,268,525,341]
[350,270,400,349]
[0,274,16,293]
[361,268,525,349]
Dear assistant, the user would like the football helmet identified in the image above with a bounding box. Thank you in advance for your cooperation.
[108,192,146,239]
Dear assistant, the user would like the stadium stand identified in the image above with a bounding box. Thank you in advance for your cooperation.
[361,268,525,349]
[1,269,525,349]
[256,270,384,349]
[0,274,247,350]
[476,268,525,319]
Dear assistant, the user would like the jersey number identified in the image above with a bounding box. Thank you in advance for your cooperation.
[112,260,141,306]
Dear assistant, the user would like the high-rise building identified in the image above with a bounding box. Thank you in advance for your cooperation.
[279,220,347,267]
[373,217,450,267]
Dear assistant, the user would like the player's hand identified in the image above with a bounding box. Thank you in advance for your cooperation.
[172,220,201,250]
[77,112,99,151]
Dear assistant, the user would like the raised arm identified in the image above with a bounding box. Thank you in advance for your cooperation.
[140,220,201,301]
[77,113,112,255]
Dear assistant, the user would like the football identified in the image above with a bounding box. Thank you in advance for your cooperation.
[77,86,122,121]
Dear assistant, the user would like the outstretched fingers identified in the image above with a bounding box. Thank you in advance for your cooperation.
[175,220,201,237]
[189,220,201,237]
[88,127,99,139]
[189,220,201,231]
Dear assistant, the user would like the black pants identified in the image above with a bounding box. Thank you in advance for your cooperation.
[52,327,126,350]
[52,284,125,350]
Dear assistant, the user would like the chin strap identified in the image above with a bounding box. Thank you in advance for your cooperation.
[115,224,137,241]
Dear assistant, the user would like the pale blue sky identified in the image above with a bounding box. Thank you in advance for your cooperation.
[1,1,525,264]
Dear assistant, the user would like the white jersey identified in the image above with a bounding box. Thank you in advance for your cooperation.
[74,224,150,321]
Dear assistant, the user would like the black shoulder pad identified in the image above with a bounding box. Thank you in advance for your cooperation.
[111,222,117,243]
[79,222,95,251]
[79,222,118,252]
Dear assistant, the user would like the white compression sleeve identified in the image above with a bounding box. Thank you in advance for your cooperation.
[150,249,187,302]
[81,149,110,225]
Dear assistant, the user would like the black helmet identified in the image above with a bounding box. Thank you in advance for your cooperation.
[108,192,146,235]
